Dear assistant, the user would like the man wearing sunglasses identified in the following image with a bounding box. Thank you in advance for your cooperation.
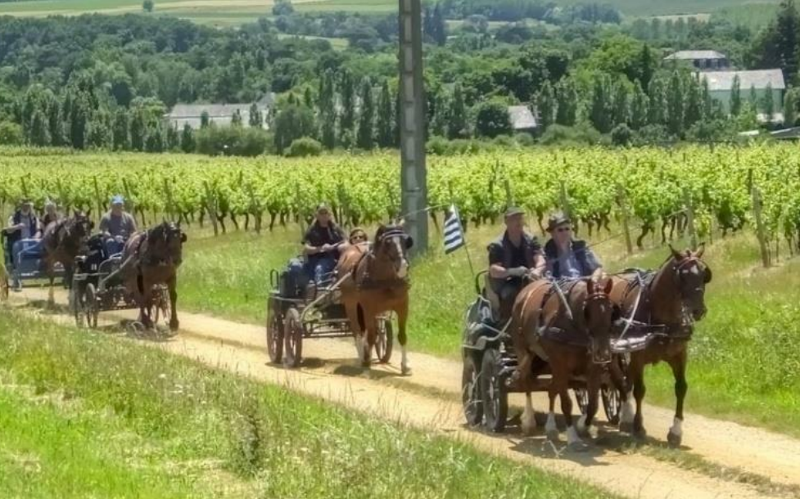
[488,207,546,323]
[543,212,602,279]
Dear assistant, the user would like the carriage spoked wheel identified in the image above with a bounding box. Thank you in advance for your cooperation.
[574,386,620,424]
[462,352,483,427]
[374,317,394,364]
[480,348,508,433]
[282,307,303,368]
[266,300,284,364]
[84,283,99,329]
[71,285,84,327]
[0,268,9,301]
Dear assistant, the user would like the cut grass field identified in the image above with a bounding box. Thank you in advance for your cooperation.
[0,309,619,499]
[176,222,800,437]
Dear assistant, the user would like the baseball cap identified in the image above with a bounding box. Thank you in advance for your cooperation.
[111,195,125,205]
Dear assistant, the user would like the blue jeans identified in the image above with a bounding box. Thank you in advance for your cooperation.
[286,255,336,297]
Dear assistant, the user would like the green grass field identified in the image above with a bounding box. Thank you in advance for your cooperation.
[0,0,781,24]
[0,310,618,499]
[175,221,800,437]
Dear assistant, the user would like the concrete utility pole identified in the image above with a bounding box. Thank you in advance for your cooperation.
[398,0,428,256]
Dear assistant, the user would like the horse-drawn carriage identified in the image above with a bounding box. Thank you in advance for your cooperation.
[70,234,171,330]
[461,271,630,433]
[1,230,65,293]
[265,263,393,368]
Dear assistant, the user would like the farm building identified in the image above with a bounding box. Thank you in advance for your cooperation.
[508,105,538,134]
[664,50,729,70]
[165,93,276,130]
[701,69,785,120]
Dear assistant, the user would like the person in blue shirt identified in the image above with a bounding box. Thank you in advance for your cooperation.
[543,212,602,279]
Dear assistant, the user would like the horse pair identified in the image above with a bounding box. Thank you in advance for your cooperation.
[41,211,186,331]
[510,245,711,449]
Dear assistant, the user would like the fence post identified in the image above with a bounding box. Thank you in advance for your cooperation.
[752,185,770,268]
[616,184,633,255]
[684,188,697,250]
[203,181,219,237]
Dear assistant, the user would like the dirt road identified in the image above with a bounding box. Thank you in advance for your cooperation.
[10,287,800,498]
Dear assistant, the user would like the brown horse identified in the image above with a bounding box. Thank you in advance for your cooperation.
[121,221,187,331]
[510,276,618,449]
[609,245,711,446]
[336,223,413,374]
[41,211,93,302]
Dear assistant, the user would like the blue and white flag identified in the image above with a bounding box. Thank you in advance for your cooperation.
[443,204,465,254]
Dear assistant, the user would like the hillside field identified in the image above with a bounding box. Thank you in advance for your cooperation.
[0,0,781,25]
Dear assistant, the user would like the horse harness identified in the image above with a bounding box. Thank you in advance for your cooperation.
[350,228,410,291]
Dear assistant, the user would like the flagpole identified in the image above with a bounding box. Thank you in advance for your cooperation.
[452,202,476,280]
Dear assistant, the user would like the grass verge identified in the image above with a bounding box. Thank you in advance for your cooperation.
[0,308,618,499]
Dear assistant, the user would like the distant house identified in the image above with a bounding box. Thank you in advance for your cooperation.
[508,105,538,134]
[701,69,785,120]
[664,50,729,70]
[165,93,276,130]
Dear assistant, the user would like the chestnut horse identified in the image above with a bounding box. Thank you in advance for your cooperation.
[609,245,711,446]
[336,223,413,374]
[510,276,618,449]
[121,221,187,331]
[41,211,93,303]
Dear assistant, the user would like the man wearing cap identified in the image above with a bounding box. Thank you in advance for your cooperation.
[488,207,546,322]
[285,204,346,297]
[544,212,602,279]
[4,199,42,289]
[301,204,345,284]
[100,195,137,256]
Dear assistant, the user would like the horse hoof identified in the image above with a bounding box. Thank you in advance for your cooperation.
[546,429,560,442]
[633,427,648,440]
[577,425,592,439]
[667,431,682,448]
[401,365,412,376]
[521,423,537,437]
[169,321,179,332]
[619,421,634,434]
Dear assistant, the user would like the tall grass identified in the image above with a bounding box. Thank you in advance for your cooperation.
[0,310,619,499]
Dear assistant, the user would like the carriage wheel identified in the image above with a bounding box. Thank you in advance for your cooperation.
[266,300,284,364]
[602,386,621,425]
[480,348,508,433]
[574,388,589,416]
[71,284,84,327]
[283,307,303,368]
[375,318,394,364]
[462,352,483,427]
[85,283,98,329]
[0,269,9,301]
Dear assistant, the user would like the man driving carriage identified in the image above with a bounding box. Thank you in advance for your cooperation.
[3,199,43,290]
[543,212,602,279]
[488,207,546,323]
[99,195,137,256]
[284,204,346,297]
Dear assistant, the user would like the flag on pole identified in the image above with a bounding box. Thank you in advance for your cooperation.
[443,204,465,254]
